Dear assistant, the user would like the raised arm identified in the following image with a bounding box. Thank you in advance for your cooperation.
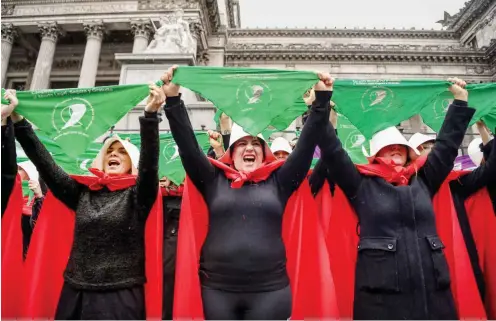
[2,117,18,216]
[13,114,81,211]
[308,110,338,196]
[161,67,215,193]
[275,75,334,200]
[419,79,475,196]
[452,135,496,198]
[135,84,162,219]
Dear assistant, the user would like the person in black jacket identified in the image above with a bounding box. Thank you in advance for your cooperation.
[318,77,475,319]
[12,84,163,319]
[160,66,333,320]
[409,120,496,310]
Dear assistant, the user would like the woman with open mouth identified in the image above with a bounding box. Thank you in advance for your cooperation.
[160,66,334,320]
[12,83,163,320]
[317,78,483,319]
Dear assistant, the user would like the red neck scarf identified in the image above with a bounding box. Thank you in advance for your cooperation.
[72,168,137,191]
[22,170,163,320]
[356,156,428,185]
[208,158,285,188]
[161,184,184,197]
[173,159,339,319]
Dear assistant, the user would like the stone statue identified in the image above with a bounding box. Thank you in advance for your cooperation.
[146,9,196,55]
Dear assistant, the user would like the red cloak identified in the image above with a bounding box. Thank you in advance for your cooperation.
[173,158,339,320]
[316,160,487,320]
[2,175,24,319]
[450,171,496,319]
[22,169,163,320]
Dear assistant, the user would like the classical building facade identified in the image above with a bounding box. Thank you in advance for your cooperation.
[2,0,495,146]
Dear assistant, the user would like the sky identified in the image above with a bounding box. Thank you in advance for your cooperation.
[238,0,469,30]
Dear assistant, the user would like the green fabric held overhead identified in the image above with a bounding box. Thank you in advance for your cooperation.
[12,83,157,158]
[336,113,368,164]
[172,66,318,135]
[332,79,449,139]
[119,132,211,186]
[482,111,496,133]
[420,83,496,132]
[21,180,34,203]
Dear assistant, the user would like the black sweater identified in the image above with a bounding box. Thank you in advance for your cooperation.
[14,113,159,290]
[164,91,331,292]
[2,118,18,217]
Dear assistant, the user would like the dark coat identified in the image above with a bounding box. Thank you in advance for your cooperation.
[319,101,475,320]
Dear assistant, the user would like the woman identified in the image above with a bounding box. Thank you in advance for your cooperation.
[161,66,335,319]
[270,137,293,160]
[318,78,478,319]
[410,122,496,319]
[13,84,163,319]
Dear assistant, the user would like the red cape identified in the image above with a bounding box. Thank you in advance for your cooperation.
[451,172,496,319]
[173,159,339,320]
[316,170,487,319]
[22,173,163,320]
[2,175,24,319]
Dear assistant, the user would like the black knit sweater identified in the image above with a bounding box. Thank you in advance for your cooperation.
[14,113,159,290]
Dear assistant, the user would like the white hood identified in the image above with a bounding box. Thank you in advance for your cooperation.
[91,135,140,175]
[408,132,436,149]
[362,126,420,162]
[218,123,276,164]
[17,161,39,182]
[467,137,483,167]
[270,137,293,155]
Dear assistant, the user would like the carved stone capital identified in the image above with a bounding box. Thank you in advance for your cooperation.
[197,49,209,65]
[1,23,17,44]
[189,21,203,40]
[38,22,62,42]
[83,21,105,40]
[130,20,152,39]
[1,4,15,16]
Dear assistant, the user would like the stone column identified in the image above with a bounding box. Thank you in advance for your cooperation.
[78,22,104,88]
[130,20,152,53]
[30,23,61,90]
[1,23,17,88]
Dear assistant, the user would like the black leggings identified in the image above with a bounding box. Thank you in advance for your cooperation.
[55,282,145,320]
[201,285,292,320]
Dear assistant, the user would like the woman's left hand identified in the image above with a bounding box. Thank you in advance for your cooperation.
[145,83,166,113]
[28,180,43,198]
[2,89,19,121]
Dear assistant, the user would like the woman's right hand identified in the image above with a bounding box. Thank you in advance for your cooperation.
[315,72,334,91]
[208,130,223,149]
[448,77,468,102]
[160,65,181,97]
[2,89,19,121]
